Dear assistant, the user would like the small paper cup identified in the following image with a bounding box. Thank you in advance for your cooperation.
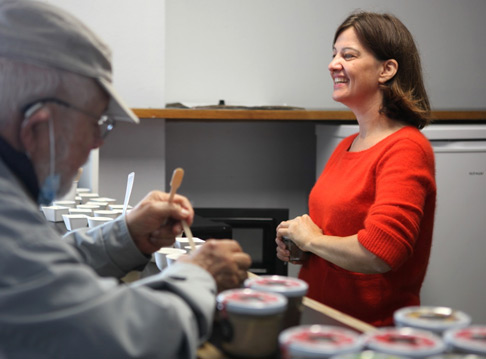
[183,244,204,253]
[41,206,70,222]
[91,197,117,204]
[86,201,108,210]
[77,204,101,210]
[87,216,113,228]
[52,200,77,209]
[76,187,91,194]
[109,204,132,211]
[69,208,93,216]
[174,237,205,249]
[78,192,99,204]
[62,214,88,230]
[154,248,186,270]
[93,210,119,219]
[166,252,185,267]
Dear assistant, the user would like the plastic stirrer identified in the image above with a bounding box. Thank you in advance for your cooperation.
[123,172,135,215]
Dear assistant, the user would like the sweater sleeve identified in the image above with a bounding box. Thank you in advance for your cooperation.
[62,215,150,278]
[358,136,436,270]
[0,187,217,359]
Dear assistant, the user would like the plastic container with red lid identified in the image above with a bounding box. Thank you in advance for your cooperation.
[330,350,412,359]
[443,325,486,355]
[244,275,308,329]
[394,306,471,334]
[427,355,486,359]
[279,324,364,358]
[216,288,287,358]
[363,327,446,358]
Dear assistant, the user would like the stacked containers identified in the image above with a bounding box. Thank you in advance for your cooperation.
[443,325,486,355]
[330,350,411,359]
[393,306,486,356]
[216,288,287,358]
[279,325,364,358]
[244,275,309,329]
[363,327,446,358]
[394,306,471,335]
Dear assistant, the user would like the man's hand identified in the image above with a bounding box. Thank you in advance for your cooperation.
[126,191,194,254]
[179,240,252,293]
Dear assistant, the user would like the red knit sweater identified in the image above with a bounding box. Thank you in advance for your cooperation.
[299,126,436,327]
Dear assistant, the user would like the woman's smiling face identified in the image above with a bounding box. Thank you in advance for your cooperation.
[328,27,385,110]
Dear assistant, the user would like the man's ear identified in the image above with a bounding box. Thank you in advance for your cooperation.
[379,59,398,84]
[19,105,52,154]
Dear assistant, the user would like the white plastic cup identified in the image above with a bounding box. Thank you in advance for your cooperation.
[86,201,108,210]
[166,252,185,267]
[93,210,119,219]
[78,192,99,204]
[41,206,69,222]
[87,216,113,228]
[183,244,204,253]
[154,248,186,270]
[109,204,132,211]
[52,200,77,208]
[77,204,101,210]
[174,236,205,249]
[69,208,93,216]
[62,214,88,230]
[91,197,117,204]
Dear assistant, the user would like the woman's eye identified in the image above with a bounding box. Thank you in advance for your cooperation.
[343,53,355,60]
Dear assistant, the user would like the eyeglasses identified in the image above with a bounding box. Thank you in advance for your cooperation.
[21,97,115,139]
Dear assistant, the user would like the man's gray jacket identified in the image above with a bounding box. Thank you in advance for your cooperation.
[0,159,216,359]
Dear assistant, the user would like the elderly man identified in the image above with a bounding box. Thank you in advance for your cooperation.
[0,1,251,358]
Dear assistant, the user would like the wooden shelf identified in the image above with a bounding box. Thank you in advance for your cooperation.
[132,108,486,122]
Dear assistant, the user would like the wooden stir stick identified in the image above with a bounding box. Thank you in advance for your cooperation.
[74,167,83,182]
[168,168,196,253]
[168,168,184,203]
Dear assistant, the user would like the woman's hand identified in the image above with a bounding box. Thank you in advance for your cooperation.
[275,214,322,263]
[277,215,322,250]
[125,191,194,255]
[275,234,290,263]
[277,215,391,274]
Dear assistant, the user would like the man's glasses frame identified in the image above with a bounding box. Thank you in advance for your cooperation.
[21,97,115,139]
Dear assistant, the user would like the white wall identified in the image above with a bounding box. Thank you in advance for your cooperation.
[44,0,166,109]
[43,0,167,202]
[165,0,486,110]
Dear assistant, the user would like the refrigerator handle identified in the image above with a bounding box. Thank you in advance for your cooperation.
[430,140,486,153]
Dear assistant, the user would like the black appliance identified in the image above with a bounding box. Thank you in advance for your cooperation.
[193,208,288,276]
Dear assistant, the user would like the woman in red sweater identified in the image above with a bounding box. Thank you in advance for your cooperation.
[276,11,436,327]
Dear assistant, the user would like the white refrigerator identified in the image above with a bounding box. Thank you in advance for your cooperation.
[315,124,486,324]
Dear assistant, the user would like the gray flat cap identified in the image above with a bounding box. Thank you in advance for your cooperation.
[0,0,139,123]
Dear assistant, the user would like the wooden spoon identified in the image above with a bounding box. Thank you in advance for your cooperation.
[168,168,196,253]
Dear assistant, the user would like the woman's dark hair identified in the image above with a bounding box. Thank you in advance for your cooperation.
[334,11,431,128]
